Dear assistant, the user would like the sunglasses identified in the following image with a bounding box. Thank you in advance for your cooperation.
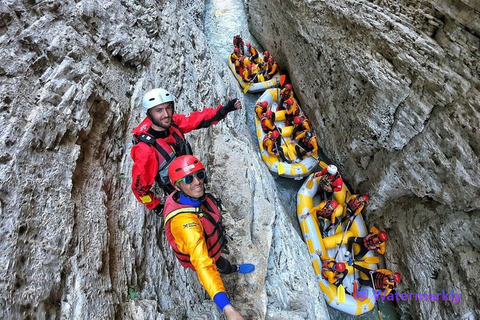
[176,170,206,184]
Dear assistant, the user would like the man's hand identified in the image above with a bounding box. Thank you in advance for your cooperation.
[223,305,244,320]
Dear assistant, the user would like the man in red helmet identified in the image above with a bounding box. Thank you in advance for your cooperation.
[321,256,348,286]
[292,115,311,140]
[352,263,401,296]
[278,84,294,111]
[341,194,370,226]
[263,130,288,162]
[347,226,387,260]
[131,88,242,216]
[301,200,342,237]
[293,131,318,158]
[246,42,260,64]
[283,98,300,126]
[263,58,279,80]
[230,47,240,64]
[163,155,254,320]
[233,34,244,55]
[260,110,277,133]
[255,100,269,119]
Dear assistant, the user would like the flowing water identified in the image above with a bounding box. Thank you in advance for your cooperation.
[204,1,399,319]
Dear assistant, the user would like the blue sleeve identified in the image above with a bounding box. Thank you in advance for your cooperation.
[213,292,231,311]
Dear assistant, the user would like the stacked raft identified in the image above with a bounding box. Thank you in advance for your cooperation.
[227,58,282,94]
[296,164,379,315]
[254,88,319,179]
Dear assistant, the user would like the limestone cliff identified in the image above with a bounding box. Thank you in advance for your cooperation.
[246,0,479,318]
[0,0,328,319]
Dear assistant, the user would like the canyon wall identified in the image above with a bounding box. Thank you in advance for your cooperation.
[246,0,479,318]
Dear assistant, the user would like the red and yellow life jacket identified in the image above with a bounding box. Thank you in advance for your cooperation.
[163,193,225,270]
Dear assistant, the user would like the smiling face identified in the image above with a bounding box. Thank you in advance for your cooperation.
[148,102,174,131]
[175,171,206,199]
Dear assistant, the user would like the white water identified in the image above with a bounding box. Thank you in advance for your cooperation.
[203,1,399,319]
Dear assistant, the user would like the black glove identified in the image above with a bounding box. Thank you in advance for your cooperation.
[220,98,239,116]
[153,203,164,216]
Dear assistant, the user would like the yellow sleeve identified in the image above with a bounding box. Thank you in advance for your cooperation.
[354,204,364,216]
[266,120,276,131]
[324,270,337,285]
[369,225,380,234]
[266,140,275,155]
[377,242,386,255]
[311,138,318,153]
[170,213,226,299]
[296,131,306,140]
[268,64,278,75]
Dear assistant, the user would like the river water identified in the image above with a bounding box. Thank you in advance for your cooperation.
[204,1,399,319]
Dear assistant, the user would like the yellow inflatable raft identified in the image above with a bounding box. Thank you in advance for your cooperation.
[255,88,319,179]
[227,56,282,94]
[296,170,379,315]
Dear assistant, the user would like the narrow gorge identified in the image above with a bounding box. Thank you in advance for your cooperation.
[0,0,478,319]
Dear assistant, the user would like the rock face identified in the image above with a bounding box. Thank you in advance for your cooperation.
[0,1,328,319]
[246,0,479,318]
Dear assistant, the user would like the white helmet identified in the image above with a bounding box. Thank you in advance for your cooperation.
[142,88,175,111]
[327,165,338,175]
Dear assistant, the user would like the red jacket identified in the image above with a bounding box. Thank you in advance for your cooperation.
[131,106,227,209]
[316,168,343,193]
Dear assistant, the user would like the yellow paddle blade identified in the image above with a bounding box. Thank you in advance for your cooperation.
[258,73,265,82]
[306,177,314,189]
[337,284,346,303]
[361,256,380,264]
[286,144,296,161]
[243,82,253,93]
[278,162,285,175]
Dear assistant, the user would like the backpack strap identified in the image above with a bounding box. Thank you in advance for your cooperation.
[135,133,173,163]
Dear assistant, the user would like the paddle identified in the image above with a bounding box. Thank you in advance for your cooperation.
[333,218,353,260]
[355,256,380,264]
[276,127,296,162]
[280,74,286,86]
[337,283,346,303]
[370,271,384,320]
[275,139,286,175]
[243,73,260,93]
[306,160,329,189]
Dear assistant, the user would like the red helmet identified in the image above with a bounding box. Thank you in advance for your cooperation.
[234,47,239,53]
[294,116,302,125]
[334,262,346,272]
[268,57,274,63]
[264,50,270,56]
[168,155,205,186]
[260,101,268,108]
[329,200,338,209]
[246,42,251,47]
[265,110,273,118]
[392,272,401,282]
[285,98,294,106]
[377,231,388,242]
[239,56,245,61]
[271,130,279,139]
[285,84,293,90]
[360,194,370,202]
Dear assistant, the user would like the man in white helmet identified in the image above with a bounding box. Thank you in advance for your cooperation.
[131,88,241,215]
[314,164,344,194]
